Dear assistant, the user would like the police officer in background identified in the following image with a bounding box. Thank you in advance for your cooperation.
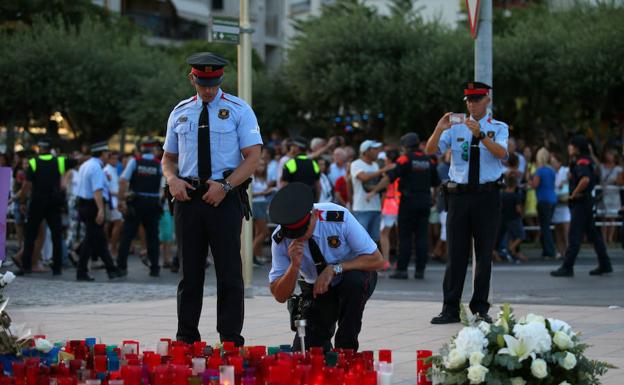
[75,141,122,281]
[162,52,262,346]
[269,183,384,351]
[14,139,76,276]
[281,136,321,201]
[551,135,612,277]
[370,133,441,280]
[425,82,509,324]
[117,138,164,277]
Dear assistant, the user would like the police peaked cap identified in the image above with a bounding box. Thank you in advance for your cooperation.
[269,182,315,239]
[463,81,492,101]
[187,52,229,87]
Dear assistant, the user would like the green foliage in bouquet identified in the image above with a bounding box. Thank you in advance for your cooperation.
[428,304,615,385]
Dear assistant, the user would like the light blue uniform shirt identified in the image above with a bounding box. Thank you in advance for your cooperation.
[76,157,106,199]
[438,115,509,184]
[121,153,162,197]
[269,202,378,284]
[163,89,263,179]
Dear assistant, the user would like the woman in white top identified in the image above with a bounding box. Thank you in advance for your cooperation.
[550,153,571,258]
[597,148,623,243]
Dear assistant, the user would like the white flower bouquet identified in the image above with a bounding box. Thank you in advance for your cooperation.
[0,268,31,355]
[429,304,615,385]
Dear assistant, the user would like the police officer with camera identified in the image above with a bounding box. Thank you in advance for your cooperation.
[117,138,163,277]
[162,52,262,346]
[425,81,509,324]
[269,182,384,351]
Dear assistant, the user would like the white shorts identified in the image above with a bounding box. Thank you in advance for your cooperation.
[380,214,398,230]
[106,207,123,222]
[439,211,448,241]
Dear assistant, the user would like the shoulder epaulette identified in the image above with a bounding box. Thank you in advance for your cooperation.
[325,211,344,222]
[174,95,197,110]
[220,93,243,107]
[273,229,284,244]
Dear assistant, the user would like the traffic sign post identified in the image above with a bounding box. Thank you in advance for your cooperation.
[209,16,240,45]
[466,0,481,39]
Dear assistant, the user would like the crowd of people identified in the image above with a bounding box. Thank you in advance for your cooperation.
[1,133,622,278]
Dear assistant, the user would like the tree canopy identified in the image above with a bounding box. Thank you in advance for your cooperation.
[284,0,624,147]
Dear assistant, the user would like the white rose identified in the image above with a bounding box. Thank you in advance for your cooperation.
[467,364,488,384]
[560,352,577,370]
[478,321,491,335]
[531,358,548,379]
[446,349,466,369]
[510,377,527,385]
[469,351,484,366]
[1,271,15,285]
[553,331,574,350]
[548,318,573,335]
[522,313,545,325]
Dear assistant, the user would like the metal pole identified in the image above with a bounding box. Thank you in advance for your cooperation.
[472,0,493,301]
[239,0,254,298]
[475,0,493,102]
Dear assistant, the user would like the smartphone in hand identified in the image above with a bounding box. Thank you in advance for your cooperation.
[449,113,466,125]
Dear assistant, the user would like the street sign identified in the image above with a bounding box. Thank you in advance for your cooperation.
[209,16,240,45]
[466,0,481,39]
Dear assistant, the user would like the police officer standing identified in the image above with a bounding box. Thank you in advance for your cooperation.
[371,133,441,280]
[162,52,262,346]
[281,136,321,201]
[75,142,122,281]
[425,82,509,324]
[14,139,75,276]
[117,138,164,277]
[551,135,612,277]
[269,183,384,351]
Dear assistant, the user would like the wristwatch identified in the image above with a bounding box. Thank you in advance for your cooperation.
[332,264,343,275]
[221,180,234,194]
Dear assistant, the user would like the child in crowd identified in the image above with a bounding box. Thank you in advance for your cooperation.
[500,174,527,262]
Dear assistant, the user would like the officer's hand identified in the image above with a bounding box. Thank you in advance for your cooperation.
[466,119,481,138]
[288,240,304,268]
[19,203,27,215]
[169,176,194,201]
[96,209,105,225]
[436,112,453,131]
[313,265,334,298]
[118,201,127,215]
[203,180,226,207]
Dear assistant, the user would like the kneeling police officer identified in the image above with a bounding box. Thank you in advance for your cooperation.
[268,182,385,352]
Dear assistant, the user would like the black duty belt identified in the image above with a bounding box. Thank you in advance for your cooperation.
[181,177,209,188]
[445,181,501,194]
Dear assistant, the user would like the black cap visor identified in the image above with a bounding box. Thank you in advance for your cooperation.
[193,74,223,87]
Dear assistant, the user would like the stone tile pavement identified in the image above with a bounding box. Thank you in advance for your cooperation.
[10,296,623,384]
